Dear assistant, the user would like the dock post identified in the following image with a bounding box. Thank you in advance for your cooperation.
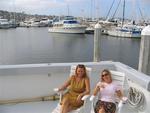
[138,25,150,75]
[93,23,102,62]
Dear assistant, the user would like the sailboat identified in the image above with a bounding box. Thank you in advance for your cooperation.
[107,0,141,38]
[107,24,141,38]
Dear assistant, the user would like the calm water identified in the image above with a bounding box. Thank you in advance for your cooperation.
[0,27,140,69]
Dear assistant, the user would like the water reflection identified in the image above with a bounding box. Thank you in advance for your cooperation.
[50,33,86,39]
[0,27,140,69]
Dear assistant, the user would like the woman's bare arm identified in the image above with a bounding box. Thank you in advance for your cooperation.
[58,76,71,91]
[77,77,90,103]
[93,85,100,96]
[80,77,90,97]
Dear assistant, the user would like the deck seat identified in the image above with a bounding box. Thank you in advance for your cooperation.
[52,65,92,113]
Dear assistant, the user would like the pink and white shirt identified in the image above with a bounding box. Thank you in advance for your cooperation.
[96,81,121,103]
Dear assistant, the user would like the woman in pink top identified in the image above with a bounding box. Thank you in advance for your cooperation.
[92,69,123,113]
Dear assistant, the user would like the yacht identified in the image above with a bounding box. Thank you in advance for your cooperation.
[85,20,97,34]
[39,18,53,27]
[48,16,86,34]
[0,19,10,29]
[9,19,18,28]
[0,61,150,113]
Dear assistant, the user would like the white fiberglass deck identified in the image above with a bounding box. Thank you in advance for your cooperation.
[0,99,137,113]
[0,61,150,113]
[0,101,57,113]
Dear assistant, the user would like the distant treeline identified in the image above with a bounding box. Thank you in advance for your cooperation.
[0,10,54,22]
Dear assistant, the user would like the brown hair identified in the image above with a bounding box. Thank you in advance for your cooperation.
[100,69,112,82]
[75,64,87,78]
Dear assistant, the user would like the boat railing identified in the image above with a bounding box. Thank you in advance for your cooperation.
[114,62,150,92]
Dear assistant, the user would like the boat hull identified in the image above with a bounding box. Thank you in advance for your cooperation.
[0,19,10,29]
[48,27,86,34]
[0,24,10,29]
[107,29,141,38]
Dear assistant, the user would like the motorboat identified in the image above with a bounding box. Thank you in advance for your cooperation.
[0,19,10,29]
[39,18,53,27]
[48,16,86,34]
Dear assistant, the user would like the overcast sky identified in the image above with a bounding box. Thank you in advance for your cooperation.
[0,0,150,20]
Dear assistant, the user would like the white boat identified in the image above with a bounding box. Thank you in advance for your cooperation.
[30,20,41,27]
[85,20,97,34]
[39,18,53,27]
[107,0,141,38]
[48,16,86,34]
[85,26,94,34]
[0,19,10,29]
[9,19,18,28]
[19,21,30,27]
[0,61,150,113]
[107,25,141,38]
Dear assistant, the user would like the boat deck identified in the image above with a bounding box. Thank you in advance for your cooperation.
[0,101,57,113]
[0,100,138,113]
[0,61,150,113]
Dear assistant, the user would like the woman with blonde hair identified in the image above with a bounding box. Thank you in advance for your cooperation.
[57,64,90,113]
[91,69,123,113]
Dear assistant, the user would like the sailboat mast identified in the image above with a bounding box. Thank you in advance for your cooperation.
[67,4,70,16]
[122,0,125,27]
[90,0,93,19]
[112,0,121,19]
[106,0,115,20]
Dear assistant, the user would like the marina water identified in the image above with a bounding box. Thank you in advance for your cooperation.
[0,27,140,69]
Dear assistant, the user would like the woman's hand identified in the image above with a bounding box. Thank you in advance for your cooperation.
[76,94,83,104]
[100,84,105,88]
[99,83,106,90]
[54,88,59,92]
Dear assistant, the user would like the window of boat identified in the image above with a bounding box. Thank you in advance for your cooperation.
[63,21,78,24]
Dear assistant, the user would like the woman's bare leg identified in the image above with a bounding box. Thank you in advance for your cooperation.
[60,97,82,113]
[60,98,70,113]
[67,105,73,112]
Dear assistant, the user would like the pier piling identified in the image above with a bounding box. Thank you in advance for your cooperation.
[138,25,150,75]
[93,23,102,62]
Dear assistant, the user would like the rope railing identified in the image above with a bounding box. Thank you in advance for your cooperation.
[127,87,145,110]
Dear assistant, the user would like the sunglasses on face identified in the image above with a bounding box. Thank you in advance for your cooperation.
[102,73,109,77]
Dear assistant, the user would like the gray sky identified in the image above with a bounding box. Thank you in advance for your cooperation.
[0,0,150,20]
